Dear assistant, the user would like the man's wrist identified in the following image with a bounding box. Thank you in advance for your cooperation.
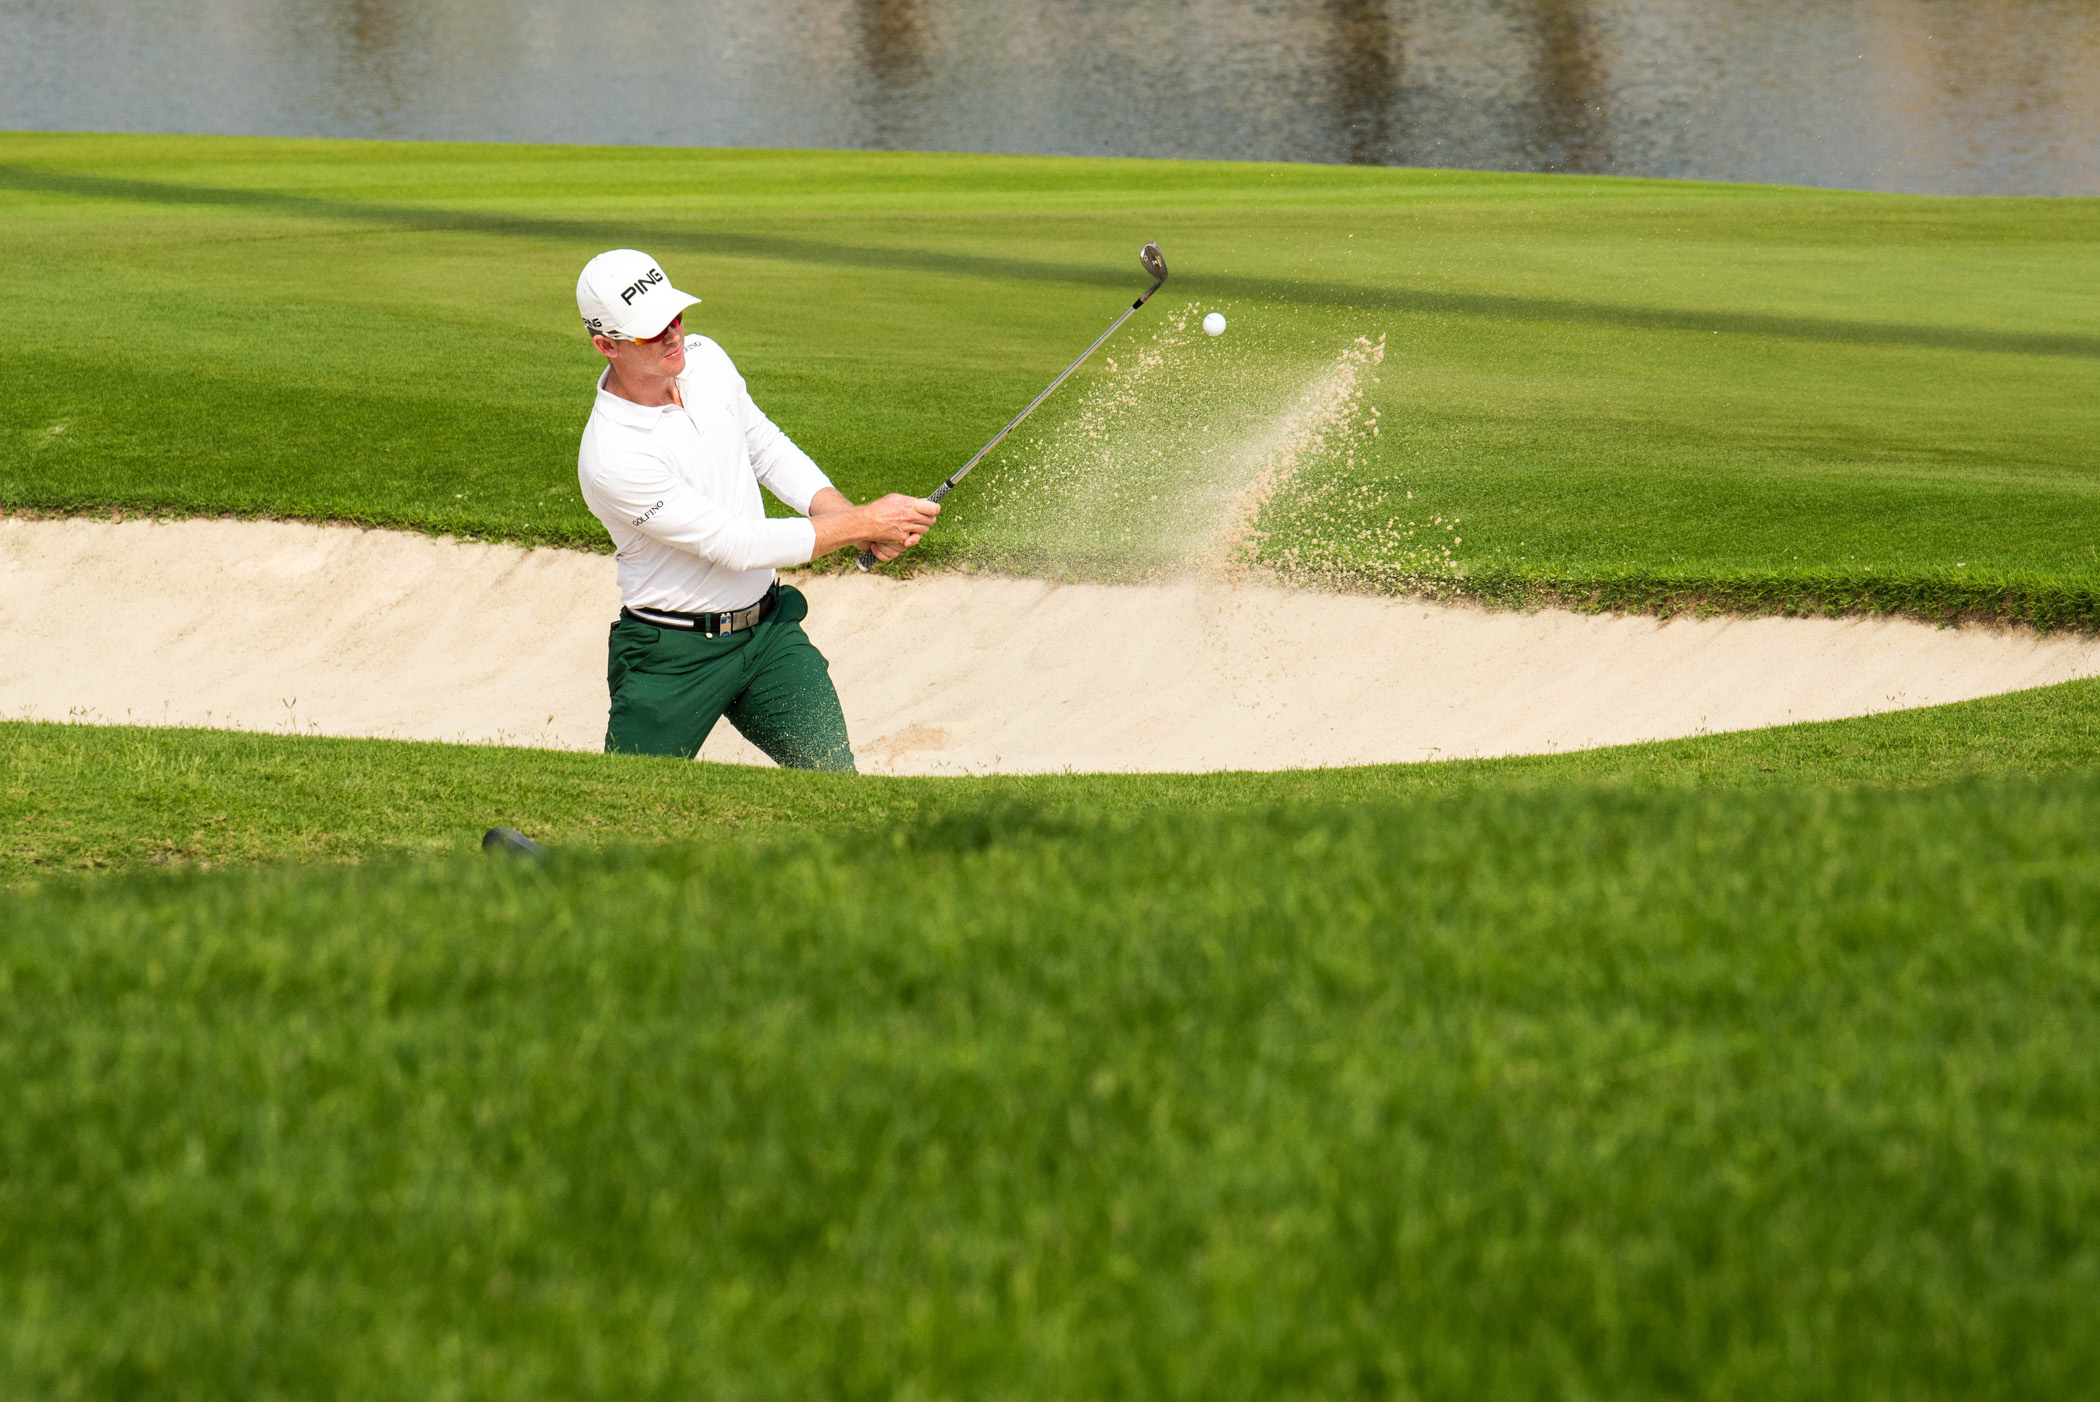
[808,505,868,558]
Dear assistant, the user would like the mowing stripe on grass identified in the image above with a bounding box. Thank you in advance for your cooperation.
[6,160,2097,361]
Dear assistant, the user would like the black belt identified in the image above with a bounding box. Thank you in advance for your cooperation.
[624,581,779,637]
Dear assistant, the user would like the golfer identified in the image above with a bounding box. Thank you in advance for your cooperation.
[576,249,937,770]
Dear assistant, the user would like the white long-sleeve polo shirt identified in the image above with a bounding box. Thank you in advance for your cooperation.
[578,334,834,614]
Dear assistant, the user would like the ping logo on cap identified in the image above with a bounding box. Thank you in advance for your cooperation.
[620,268,666,305]
[578,250,698,338]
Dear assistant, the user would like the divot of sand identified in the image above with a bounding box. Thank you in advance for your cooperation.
[4,516,2095,775]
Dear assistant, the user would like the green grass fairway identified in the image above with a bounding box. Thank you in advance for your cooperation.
[6,131,2098,1395]
[7,678,2100,881]
[3,132,2096,623]
[5,775,2097,1399]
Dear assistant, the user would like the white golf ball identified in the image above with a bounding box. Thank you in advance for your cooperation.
[1203,312,1227,337]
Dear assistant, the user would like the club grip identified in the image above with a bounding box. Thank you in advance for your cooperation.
[860,483,949,572]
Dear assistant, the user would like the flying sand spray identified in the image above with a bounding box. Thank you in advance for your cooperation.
[857,242,1170,570]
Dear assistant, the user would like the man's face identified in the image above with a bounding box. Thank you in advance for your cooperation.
[595,313,686,380]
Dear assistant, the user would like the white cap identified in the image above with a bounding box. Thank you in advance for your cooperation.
[576,249,700,339]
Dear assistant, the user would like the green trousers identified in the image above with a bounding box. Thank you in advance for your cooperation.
[604,585,856,771]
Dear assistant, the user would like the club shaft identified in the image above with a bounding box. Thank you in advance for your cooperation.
[857,275,1165,569]
[938,284,1160,497]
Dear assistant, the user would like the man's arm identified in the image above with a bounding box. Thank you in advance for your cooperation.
[719,347,938,560]
[744,404,835,516]
[808,487,939,561]
[591,451,819,572]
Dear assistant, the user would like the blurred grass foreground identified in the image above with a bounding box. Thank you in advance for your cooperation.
[1,759,2096,1396]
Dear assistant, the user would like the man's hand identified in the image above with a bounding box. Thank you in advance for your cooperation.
[809,489,940,560]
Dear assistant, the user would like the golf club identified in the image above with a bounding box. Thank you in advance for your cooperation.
[482,826,548,859]
[857,241,1170,570]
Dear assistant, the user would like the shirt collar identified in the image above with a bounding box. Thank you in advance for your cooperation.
[592,364,685,431]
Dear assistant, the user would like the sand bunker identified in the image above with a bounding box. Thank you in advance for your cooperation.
[4,516,2095,774]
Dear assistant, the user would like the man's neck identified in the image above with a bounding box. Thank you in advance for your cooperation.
[603,362,682,409]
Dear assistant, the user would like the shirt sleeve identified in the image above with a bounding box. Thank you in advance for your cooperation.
[726,360,834,514]
[589,447,817,572]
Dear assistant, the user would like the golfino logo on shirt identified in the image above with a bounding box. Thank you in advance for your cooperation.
[632,500,665,526]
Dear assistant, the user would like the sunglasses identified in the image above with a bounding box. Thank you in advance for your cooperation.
[604,313,684,346]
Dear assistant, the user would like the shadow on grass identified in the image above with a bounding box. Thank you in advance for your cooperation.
[5,164,2096,362]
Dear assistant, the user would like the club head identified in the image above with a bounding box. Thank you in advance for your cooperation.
[1139,242,1168,285]
[482,826,548,860]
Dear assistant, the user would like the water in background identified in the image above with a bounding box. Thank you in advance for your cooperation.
[3,0,2095,195]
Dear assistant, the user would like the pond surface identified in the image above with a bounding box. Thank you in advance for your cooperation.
[4,0,2095,194]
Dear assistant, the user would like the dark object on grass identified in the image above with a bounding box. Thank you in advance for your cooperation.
[481,827,547,859]
[857,241,1170,570]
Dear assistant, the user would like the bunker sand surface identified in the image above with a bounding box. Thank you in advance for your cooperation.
[5,517,2096,775]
